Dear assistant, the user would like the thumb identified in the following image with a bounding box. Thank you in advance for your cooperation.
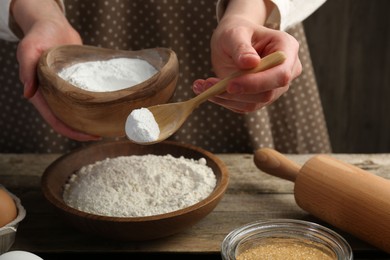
[225,29,261,69]
[16,41,40,99]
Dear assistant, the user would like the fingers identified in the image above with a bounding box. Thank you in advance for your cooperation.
[209,87,288,113]
[193,78,219,94]
[16,39,41,99]
[226,67,287,95]
[16,20,82,99]
[195,18,303,114]
[193,50,298,112]
[211,26,260,77]
[226,49,301,95]
[29,90,101,141]
[193,77,289,113]
[217,27,261,71]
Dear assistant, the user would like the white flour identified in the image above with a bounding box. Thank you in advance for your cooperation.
[58,58,157,92]
[63,154,216,217]
[125,108,160,143]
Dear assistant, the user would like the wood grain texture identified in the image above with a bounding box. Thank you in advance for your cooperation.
[304,0,390,153]
[2,153,390,258]
[39,140,229,241]
[38,45,179,137]
[297,155,390,254]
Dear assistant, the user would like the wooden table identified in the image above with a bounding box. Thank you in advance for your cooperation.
[2,153,390,259]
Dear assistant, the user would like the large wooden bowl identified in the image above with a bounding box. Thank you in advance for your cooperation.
[41,140,229,241]
[37,45,179,137]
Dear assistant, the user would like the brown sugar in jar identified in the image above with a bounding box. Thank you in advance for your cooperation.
[236,237,335,260]
[221,219,353,260]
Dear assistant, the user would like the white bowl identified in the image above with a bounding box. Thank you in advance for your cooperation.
[0,186,26,254]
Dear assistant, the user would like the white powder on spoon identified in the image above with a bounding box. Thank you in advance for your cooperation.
[57,58,157,92]
[125,108,160,143]
[63,154,216,217]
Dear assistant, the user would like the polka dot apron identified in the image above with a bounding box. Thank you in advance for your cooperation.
[0,0,331,154]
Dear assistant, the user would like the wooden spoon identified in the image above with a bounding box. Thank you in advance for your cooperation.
[128,51,286,144]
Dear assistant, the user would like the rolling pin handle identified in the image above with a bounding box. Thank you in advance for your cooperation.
[254,148,300,182]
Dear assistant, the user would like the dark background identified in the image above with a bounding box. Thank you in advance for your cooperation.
[303,0,390,153]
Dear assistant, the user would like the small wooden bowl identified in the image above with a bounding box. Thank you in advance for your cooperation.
[37,45,179,137]
[41,140,229,241]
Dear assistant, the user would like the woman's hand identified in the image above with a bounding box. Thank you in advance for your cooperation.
[193,1,302,113]
[12,0,100,141]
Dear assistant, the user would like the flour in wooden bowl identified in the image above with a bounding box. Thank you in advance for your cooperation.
[58,58,157,92]
[63,154,216,217]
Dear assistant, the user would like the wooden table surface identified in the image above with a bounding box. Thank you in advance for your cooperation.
[2,152,390,259]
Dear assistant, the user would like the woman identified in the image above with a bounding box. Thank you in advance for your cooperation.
[0,0,330,153]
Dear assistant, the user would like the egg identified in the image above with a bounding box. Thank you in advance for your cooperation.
[0,251,43,260]
[0,188,17,227]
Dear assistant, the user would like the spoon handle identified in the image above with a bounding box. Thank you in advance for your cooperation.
[192,51,287,105]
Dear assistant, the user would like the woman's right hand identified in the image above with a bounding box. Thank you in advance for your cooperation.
[12,0,100,141]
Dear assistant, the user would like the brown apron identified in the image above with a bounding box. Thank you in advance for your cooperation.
[0,0,331,154]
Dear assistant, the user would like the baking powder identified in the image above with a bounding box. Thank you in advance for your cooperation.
[63,154,216,217]
[125,108,160,143]
[57,58,157,92]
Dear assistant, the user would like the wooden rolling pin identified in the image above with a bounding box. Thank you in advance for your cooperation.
[254,147,390,254]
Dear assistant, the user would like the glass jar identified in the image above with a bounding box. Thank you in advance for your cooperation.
[221,219,353,260]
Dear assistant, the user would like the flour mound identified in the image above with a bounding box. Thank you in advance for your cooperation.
[58,58,157,92]
[125,108,160,143]
[63,154,216,217]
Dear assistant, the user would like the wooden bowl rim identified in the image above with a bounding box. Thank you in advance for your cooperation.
[38,45,179,102]
[41,140,229,223]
